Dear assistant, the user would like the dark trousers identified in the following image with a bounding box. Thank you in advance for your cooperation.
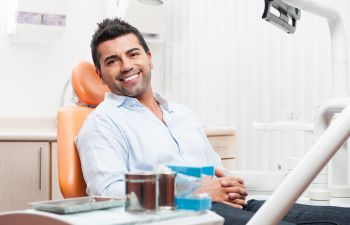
[211,199,350,225]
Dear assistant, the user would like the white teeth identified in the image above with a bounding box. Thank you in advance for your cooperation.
[124,74,139,81]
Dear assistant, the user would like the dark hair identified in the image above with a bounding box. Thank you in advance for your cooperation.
[90,18,149,70]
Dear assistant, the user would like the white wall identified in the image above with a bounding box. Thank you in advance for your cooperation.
[0,0,165,117]
[165,0,350,170]
[0,0,99,117]
[2,0,350,172]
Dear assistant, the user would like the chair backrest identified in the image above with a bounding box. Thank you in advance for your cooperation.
[57,61,110,198]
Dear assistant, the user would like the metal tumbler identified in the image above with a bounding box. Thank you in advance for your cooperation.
[125,172,158,212]
[158,172,177,209]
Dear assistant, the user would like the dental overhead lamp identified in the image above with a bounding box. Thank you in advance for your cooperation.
[248,0,349,224]
[262,0,301,33]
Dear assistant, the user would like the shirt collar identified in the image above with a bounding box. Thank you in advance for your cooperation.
[104,92,174,113]
[154,93,173,113]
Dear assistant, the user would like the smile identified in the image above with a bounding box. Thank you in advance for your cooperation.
[121,72,140,82]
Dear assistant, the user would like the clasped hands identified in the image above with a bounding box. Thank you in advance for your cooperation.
[195,168,248,209]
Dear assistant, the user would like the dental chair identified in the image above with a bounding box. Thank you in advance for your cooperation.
[57,61,110,198]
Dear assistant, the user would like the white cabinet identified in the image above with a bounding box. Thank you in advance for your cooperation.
[0,142,50,212]
[206,127,236,171]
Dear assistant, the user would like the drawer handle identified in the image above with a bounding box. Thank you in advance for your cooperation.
[39,147,42,190]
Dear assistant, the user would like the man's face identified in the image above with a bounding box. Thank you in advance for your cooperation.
[97,33,153,98]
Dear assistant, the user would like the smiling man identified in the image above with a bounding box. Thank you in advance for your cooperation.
[94,31,164,120]
[76,18,350,225]
[92,24,157,115]
[78,18,246,205]
[97,34,153,99]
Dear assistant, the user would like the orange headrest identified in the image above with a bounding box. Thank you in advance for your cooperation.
[71,61,110,107]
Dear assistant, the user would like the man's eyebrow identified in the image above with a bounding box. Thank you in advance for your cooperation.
[104,55,118,63]
[103,48,141,63]
[126,47,141,54]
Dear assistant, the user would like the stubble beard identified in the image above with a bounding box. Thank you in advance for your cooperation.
[118,74,151,98]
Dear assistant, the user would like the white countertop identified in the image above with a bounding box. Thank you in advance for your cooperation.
[0,117,57,141]
[204,127,236,136]
[0,117,235,141]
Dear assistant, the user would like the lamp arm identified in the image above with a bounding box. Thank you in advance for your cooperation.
[248,102,350,225]
[248,1,350,224]
[283,0,348,97]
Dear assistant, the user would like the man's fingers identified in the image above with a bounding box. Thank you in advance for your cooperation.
[228,192,240,200]
[220,177,245,187]
[221,180,246,188]
[230,198,247,207]
[221,200,244,209]
[223,186,248,196]
[228,192,246,200]
[226,176,244,184]
[215,168,225,178]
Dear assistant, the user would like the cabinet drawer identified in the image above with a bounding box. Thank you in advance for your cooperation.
[221,158,235,171]
[0,142,50,212]
[207,135,235,159]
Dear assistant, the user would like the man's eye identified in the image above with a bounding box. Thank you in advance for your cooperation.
[107,59,116,65]
[129,52,139,57]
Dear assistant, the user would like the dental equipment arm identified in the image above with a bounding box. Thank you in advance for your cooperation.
[248,1,349,224]
[248,105,350,225]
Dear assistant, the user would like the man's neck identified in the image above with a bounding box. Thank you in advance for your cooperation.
[138,90,163,122]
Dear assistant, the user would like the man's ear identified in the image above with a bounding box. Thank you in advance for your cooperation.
[96,68,106,84]
[147,51,154,69]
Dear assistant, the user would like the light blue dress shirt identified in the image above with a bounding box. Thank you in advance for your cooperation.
[76,92,223,197]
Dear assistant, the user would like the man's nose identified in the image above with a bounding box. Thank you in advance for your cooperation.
[120,58,133,72]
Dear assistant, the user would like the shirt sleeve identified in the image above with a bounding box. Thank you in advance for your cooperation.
[76,112,129,198]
